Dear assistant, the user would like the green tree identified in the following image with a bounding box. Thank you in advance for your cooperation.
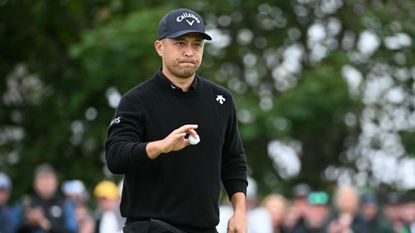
[1,0,415,200]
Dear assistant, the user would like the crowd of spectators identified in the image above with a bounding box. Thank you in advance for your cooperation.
[218,177,415,233]
[1,166,415,233]
[0,164,123,233]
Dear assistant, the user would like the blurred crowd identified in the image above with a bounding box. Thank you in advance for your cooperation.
[218,177,415,233]
[0,164,124,233]
[1,166,415,233]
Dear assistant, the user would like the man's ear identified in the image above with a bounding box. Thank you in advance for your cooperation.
[154,40,163,57]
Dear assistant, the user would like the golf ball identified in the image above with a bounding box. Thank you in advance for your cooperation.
[188,135,200,145]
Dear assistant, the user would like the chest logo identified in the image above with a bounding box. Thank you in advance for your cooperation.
[216,95,226,104]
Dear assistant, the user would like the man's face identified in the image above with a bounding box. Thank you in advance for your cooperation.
[401,202,415,223]
[0,188,10,205]
[336,188,359,214]
[384,204,400,221]
[34,173,58,199]
[155,33,204,79]
[361,203,377,220]
[305,205,329,229]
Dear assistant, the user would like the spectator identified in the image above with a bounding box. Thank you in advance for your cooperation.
[359,192,394,233]
[263,193,288,233]
[291,191,330,233]
[324,185,369,233]
[15,163,77,233]
[62,180,95,233]
[246,177,273,233]
[399,192,415,233]
[283,202,300,231]
[291,183,311,229]
[384,191,405,233]
[75,203,95,233]
[0,172,16,233]
[93,180,123,233]
[62,180,89,205]
[218,176,260,233]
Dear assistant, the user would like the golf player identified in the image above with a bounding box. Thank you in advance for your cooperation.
[105,8,248,233]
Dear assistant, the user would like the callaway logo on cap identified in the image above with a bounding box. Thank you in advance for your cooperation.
[157,8,212,40]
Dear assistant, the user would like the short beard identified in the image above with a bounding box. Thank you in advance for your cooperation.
[168,62,200,79]
[172,68,197,79]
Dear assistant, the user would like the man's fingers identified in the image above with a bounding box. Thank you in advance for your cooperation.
[188,129,199,138]
[175,124,198,134]
[174,133,188,142]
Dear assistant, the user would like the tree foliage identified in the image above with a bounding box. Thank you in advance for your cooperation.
[1,0,415,199]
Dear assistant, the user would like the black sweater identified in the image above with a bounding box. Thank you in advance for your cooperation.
[105,70,248,232]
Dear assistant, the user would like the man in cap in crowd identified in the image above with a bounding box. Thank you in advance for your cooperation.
[360,192,394,233]
[384,191,405,233]
[105,8,248,233]
[93,180,123,233]
[0,172,16,233]
[399,191,415,233]
[62,180,95,233]
[289,183,311,229]
[291,191,330,233]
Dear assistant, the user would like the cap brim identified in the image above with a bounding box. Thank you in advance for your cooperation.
[164,30,212,40]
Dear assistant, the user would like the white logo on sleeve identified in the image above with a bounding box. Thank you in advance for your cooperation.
[110,117,121,126]
[216,95,226,104]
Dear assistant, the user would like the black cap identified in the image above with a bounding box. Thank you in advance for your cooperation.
[157,9,212,41]
[360,192,377,205]
[385,191,402,205]
[293,183,311,198]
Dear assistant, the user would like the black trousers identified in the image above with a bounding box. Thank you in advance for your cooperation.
[123,219,186,233]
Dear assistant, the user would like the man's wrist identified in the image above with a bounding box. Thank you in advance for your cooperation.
[146,140,163,159]
[231,192,246,213]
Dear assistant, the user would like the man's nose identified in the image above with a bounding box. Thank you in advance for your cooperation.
[183,44,194,57]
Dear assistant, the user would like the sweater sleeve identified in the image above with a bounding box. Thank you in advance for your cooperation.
[221,95,248,199]
[105,92,152,174]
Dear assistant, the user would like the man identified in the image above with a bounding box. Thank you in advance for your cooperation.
[93,180,124,233]
[0,172,16,233]
[15,164,77,233]
[262,193,287,233]
[287,183,311,231]
[324,185,369,233]
[359,192,394,233]
[105,8,248,233]
[291,191,330,233]
[383,192,404,233]
[400,192,415,233]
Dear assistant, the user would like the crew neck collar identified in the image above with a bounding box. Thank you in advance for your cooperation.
[156,69,199,93]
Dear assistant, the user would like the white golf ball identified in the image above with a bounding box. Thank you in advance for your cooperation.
[188,135,200,145]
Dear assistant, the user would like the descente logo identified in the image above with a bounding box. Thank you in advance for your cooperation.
[176,12,201,24]
[110,116,121,126]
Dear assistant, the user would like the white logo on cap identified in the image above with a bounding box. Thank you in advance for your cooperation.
[176,12,200,26]
[186,19,195,26]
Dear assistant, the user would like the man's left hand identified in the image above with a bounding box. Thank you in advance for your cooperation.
[227,211,247,233]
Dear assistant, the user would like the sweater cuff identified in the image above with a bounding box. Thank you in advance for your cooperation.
[223,179,248,200]
[132,142,152,169]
